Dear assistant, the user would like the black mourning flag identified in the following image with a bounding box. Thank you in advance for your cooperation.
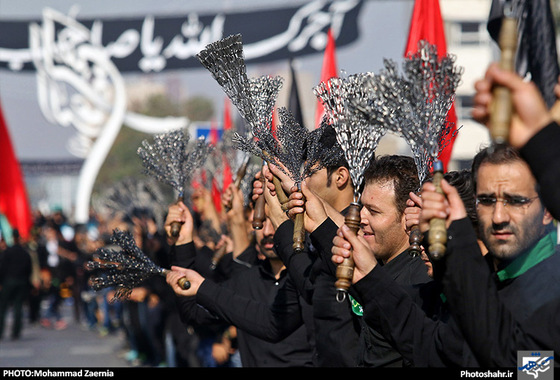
[488,0,560,108]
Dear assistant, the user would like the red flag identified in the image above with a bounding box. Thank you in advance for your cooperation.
[211,178,222,213]
[271,108,277,138]
[315,29,338,128]
[223,98,233,131]
[209,118,220,145]
[405,0,457,172]
[208,119,223,212]
[0,98,33,239]
[222,159,233,191]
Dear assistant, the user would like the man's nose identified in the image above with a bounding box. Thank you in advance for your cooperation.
[492,200,511,225]
[360,207,369,226]
[262,218,275,236]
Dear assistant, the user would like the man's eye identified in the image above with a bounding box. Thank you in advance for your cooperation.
[507,197,529,206]
[477,197,495,206]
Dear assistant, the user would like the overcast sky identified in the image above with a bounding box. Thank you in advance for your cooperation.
[0,0,414,161]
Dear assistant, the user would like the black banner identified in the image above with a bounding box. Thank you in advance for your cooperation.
[0,0,363,73]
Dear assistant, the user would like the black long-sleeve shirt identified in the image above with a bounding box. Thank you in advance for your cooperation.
[275,218,361,367]
[349,242,433,367]
[278,216,432,367]
[520,121,560,220]
[352,261,476,367]
[442,218,560,367]
[341,122,560,368]
[172,242,314,367]
[352,215,560,368]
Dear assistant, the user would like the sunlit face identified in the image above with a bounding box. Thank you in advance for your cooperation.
[306,167,329,194]
[476,161,552,263]
[306,167,337,205]
[359,179,410,263]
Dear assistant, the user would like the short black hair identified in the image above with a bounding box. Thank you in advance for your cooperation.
[471,145,526,192]
[319,124,350,186]
[364,155,419,216]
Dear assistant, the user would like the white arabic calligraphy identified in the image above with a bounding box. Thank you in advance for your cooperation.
[0,0,361,223]
[29,7,188,223]
[0,0,360,73]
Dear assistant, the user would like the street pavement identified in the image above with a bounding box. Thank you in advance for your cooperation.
[0,301,131,368]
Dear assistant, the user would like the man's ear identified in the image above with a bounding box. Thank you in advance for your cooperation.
[542,207,554,226]
[335,167,351,189]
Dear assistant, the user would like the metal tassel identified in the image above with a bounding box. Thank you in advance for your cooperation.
[313,73,388,301]
[86,229,190,301]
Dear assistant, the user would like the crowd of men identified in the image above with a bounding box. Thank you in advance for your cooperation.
[0,203,207,366]
[1,61,559,369]
[165,62,560,368]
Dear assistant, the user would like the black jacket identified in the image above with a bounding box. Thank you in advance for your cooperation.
[0,243,32,284]
[438,121,560,367]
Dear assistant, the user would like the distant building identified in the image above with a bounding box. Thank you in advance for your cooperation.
[21,159,83,217]
[441,0,494,170]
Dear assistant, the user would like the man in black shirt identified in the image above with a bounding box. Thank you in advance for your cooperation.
[165,191,314,367]
[295,155,433,366]
[0,230,32,340]
[429,62,560,366]
[329,63,560,368]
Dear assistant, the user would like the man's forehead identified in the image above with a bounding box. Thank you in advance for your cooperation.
[364,178,395,191]
[476,161,536,193]
[362,179,396,203]
[308,166,327,177]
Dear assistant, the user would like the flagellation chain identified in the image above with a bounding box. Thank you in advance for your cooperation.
[86,229,190,302]
[314,73,387,301]
[137,130,213,238]
[197,34,343,253]
[344,40,462,261]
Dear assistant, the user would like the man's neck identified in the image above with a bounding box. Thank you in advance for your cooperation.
[268,257,285,279]
[333,189,354,213]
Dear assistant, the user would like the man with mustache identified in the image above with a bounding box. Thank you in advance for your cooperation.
[418,144,560,367]
[422,63,560,366]
[332,144,560,367]
[164,186,314,367]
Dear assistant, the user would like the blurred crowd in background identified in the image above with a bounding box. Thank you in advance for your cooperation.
[0,185,238,367]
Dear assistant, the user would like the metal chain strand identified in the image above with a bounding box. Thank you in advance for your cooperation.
[196,34,283,141]
[313,74,387,301]
[137,130,212,197]
[198,34,343,186]
[347,40,463,184]
[92,177,167,228]
[313,74,387,200]
[86,229,169,301]
[232,107,343,185]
